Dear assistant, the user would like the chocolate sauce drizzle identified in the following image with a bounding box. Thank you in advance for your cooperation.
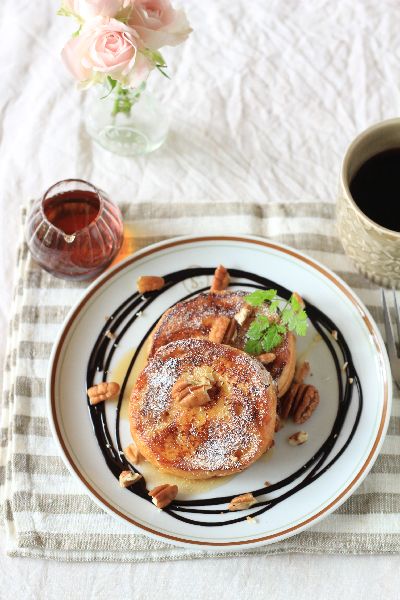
[86,268,362,527]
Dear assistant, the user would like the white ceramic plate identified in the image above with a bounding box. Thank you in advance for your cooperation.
[47,235,391,550]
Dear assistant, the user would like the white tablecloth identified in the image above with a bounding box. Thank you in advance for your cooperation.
[1,0,400,597]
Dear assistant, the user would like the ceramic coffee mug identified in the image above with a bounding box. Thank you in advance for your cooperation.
[337,118,400,288]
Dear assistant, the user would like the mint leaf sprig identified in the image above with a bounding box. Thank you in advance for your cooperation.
[244,289,308,354]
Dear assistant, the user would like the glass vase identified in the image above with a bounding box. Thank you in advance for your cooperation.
[84,83,170,157]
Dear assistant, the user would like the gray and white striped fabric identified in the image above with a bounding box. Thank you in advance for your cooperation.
[1,202,399,561]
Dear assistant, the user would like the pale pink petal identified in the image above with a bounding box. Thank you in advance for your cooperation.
[61,36,91,81]
[76,0,133,19]
[126,51,153,87]
[128,3,191,49]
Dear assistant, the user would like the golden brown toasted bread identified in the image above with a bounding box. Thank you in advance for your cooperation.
[129,339,277,479]
[149,291,296,398]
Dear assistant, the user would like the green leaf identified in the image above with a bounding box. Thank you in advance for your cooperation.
[57,5,83,23]
[140,47,167,66]
[245,339,263,355]
[72,25,82,37]
[57,7,72,16]
[261,325,283,352]
[269,300,280,313]
[246,315,270,340]
[281,304,308,336]
[294,319,308,336]
[107,76,118,90]
[138,47,170,79]
[244,289,309,355]
[293,310,308,336]
[156,65,171,79]
[100,77,118,99]
[287,312,298,332]
[280,306,292,326]
[153,50,167,66]
[290,293,301,312]
[244,289,278,307]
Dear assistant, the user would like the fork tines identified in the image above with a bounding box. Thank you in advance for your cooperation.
[382,288,400,388]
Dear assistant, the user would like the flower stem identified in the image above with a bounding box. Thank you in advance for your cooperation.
[111,83,133,116]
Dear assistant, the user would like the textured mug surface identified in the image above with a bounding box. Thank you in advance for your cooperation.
[337,118,400,288]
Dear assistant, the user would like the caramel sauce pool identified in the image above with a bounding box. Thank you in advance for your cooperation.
[297,332,322,365]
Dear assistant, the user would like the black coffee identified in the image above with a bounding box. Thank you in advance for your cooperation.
[349,148,400,232]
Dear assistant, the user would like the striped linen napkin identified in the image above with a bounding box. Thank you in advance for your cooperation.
[1,201,399,561]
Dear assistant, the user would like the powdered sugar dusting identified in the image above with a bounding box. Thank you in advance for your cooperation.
[132,339,275,475]
[181,419,261,472]
[140,356,179,420]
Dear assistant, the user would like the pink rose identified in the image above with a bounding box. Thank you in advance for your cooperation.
[128,0,192,49]
[62,0,133,19]
[62,17,153,87]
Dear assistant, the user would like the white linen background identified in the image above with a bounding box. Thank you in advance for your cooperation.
[1,0,400,598]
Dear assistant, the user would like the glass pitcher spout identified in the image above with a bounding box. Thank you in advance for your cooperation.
[63,234,76,244]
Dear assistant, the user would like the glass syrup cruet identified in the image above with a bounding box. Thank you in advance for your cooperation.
[25,179,124,281]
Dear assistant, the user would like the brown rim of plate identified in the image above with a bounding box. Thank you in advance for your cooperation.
[50,235,389,547]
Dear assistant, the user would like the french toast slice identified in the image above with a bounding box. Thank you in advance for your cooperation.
[129,339,277,479]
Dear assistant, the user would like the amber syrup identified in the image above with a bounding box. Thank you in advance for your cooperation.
[43,190,100,235]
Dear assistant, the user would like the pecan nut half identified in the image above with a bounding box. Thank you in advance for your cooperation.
[124,442,142,464]
[87,381,120,405]
[228,492,257,511]
[293,385,320,424]
[279,382,300,419]
[279,382,319,424]
[149,484,178,508]
[179,386,213,408]
[171,378,215,408]
[274,414,283,432]
[210,265,230,292]
[288,431,308,446]
[209,316,238,344]
[258,352,276,365]
[119,470,143,488]
[234,306,252,326]
[136,275,165,294]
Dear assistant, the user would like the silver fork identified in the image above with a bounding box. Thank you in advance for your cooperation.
[382,288,400,389]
